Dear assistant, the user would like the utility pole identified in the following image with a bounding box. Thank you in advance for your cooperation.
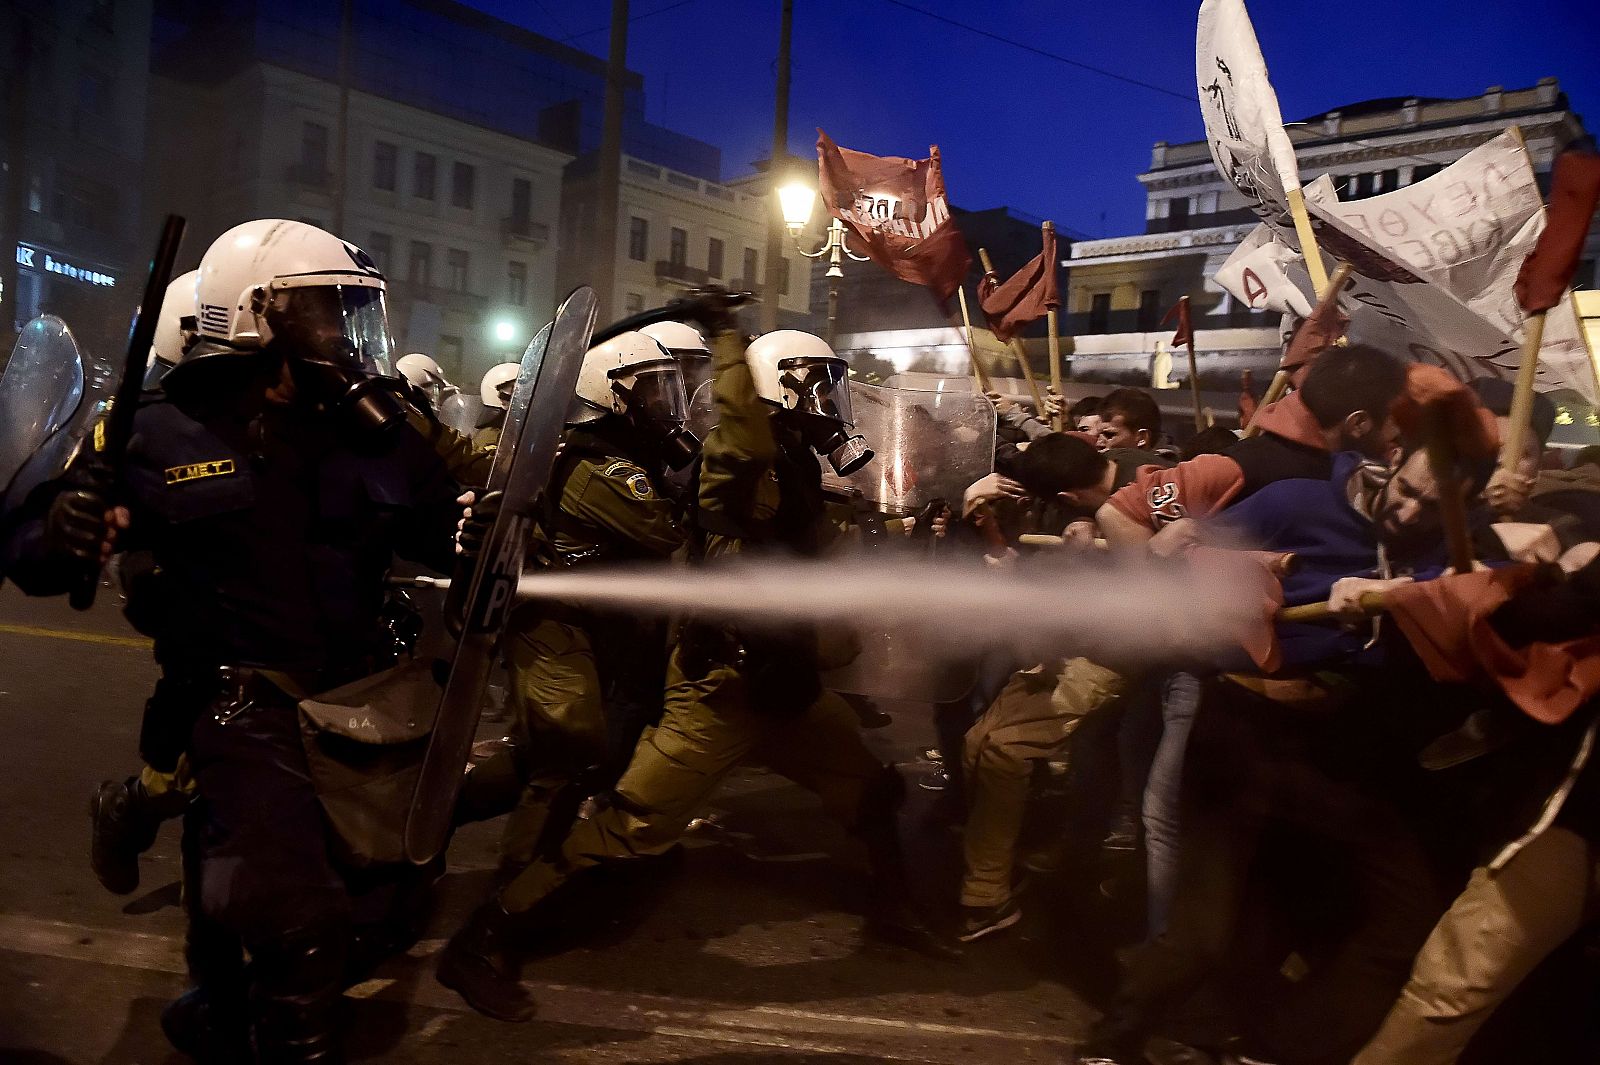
[760,0,793,334]
[331,0,354,238]
[592,0,629,323]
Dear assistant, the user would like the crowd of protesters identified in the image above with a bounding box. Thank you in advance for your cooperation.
[909,338,1600,1065]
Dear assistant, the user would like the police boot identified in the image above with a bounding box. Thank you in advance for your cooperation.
[436,902,537,1022]
[855,767,961,961]
[89,776,160,895]
[163,906,251,1063]
[249,929,347,1065]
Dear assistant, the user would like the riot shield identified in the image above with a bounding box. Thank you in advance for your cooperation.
[438,392,486,436]
[0,316,89,506]
[820,381,994,704]
[405,287,597,865]
[821,380,995,516]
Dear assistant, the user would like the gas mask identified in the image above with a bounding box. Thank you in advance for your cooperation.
[266,283,409,440]
[614,361,701,471]
[776,358,873,476]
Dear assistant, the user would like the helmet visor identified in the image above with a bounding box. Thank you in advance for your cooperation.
[777,357,855,425]
[620,362,688,428]
[267,283,394,375]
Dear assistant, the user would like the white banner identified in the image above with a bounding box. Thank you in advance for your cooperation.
[1215,227,1314,317]
[1301,129,1596,401]
[1196,0,1302,228]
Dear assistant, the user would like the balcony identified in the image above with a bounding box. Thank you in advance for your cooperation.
[655,259,710,287]
[1059,305,1276,336]
[501,216,550,245]
[284,163,333,191]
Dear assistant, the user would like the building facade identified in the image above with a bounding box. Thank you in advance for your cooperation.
[556,155,814,330]
[1,0,153,357]
[1065,79,1595,398]
[146,62,572,383]
[145,0,740,385]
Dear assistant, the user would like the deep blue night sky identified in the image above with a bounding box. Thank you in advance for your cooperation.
[468,0,1596,238]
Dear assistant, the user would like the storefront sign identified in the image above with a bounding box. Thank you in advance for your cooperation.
[15,243,117,288]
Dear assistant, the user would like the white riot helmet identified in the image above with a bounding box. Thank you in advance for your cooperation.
[396,352,458,410]
[143,270,199,387]
[640,320,712,422]
[573,332,700,469]
[745,330,873,475]
[187,220,406,435]
[152,270,199,367]
[480,362,520,410]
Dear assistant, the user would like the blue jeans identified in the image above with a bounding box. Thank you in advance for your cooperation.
[1141,671,1201,938]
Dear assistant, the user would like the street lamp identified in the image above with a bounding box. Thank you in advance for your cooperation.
[491,318,517,345]
[777,177,869,347]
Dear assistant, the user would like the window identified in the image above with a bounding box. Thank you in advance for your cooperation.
[53,171,117,234]
[1379,168,1400,194]
[1138,289,1161,331]
[451,161,476,209]
[372,141,397,191]
[446,248,470,293]
[778,255,791,296]
[510,177,532,224]
[1167,196,1189,228]
[707,237,725,278]
[1351,173,1373,198]
[1412,163,1443,183]
[669,227,687,267]
[507,260,527,305]
[413,152,437,200]
[300,121,328,177]
[1089,293,1111,333]
[628,217,649,261]
[742,247,759,286]
[367,231,393,274]
[625,292,644,315]
[438,334,463,367]
[408,240,432,288]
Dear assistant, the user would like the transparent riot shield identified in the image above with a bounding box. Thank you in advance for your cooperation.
[821,380,995,704]
[821,379,995,516]
[438,392,486,436]
[0,316,89,506]
[686,379,716,440]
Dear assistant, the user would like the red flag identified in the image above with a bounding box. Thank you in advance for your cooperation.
[816,130,971,303]
[1279,285,1349,380]
[1515,143,1600,314]
[977,227,1058,342]
[1162,296,1193,350]
[1391,363,1501,460]
[1387,566,1600,725]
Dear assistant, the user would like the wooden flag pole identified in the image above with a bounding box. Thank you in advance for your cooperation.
[1286,187,1331,300]
[1244,262,1352,438]
[1179,295,1203,432]
[1044,221,1064,431]
[956,286,992,393]
[978,246,1047,415]
[1424,408,1477,575]
[1498,311,1547,484]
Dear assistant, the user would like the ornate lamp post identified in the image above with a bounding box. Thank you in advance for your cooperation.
[777,180,869,347]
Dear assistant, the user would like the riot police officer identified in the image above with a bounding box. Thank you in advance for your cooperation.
[435,325,951,1024]
[7,218,464,1063]
[477,330,696,868]
[473,362,519,453]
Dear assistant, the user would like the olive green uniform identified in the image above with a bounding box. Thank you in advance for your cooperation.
[496,420,685,868]
[498,336,889,915]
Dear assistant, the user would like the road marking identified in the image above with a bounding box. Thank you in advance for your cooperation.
[0,913,1082,1062]
[0,622,152,650]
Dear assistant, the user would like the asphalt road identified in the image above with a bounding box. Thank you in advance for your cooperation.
[0,582,1110,1064]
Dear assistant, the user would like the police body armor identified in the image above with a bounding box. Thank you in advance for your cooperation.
[679,432,831,715]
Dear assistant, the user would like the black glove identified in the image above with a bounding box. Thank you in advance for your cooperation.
[457,490,503,563]
[45,462,114,565]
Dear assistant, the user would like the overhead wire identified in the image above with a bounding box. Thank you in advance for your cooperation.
[560,0,701,44]
[875,0,1192,103]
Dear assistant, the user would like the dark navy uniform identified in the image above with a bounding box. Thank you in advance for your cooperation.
[9,388,462,1061]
